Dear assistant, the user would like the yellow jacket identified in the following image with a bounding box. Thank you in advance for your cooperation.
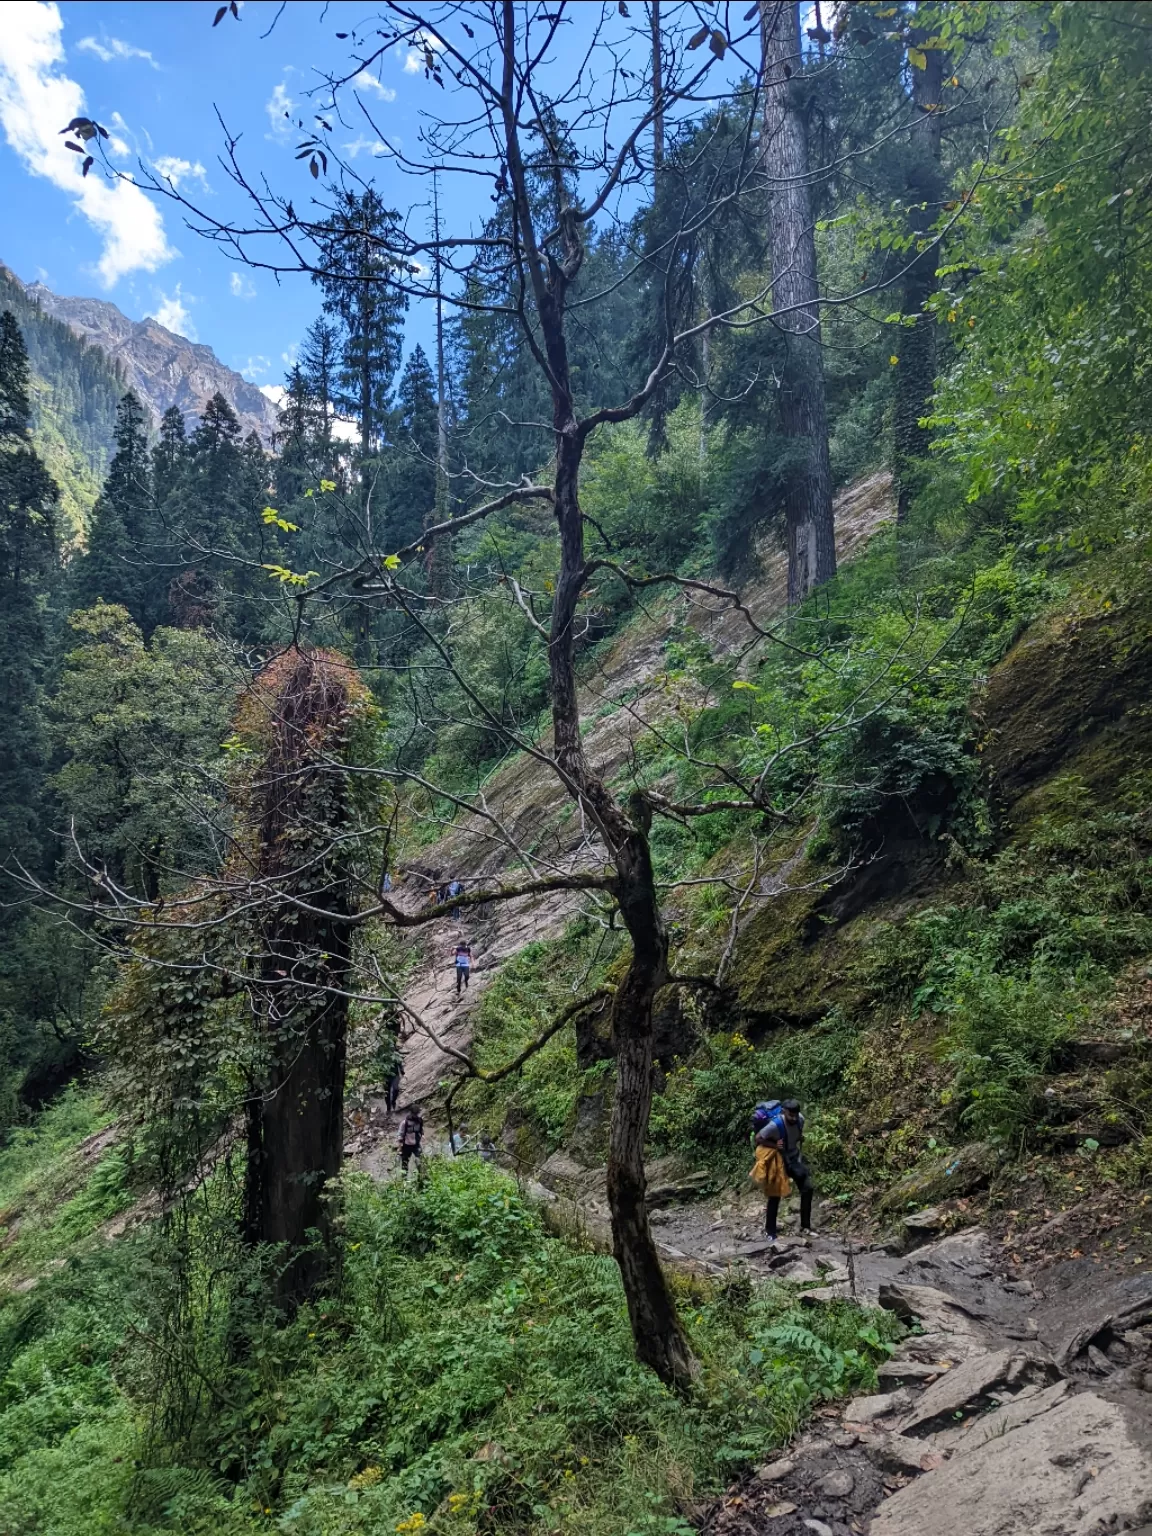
[750,1143,791,1199]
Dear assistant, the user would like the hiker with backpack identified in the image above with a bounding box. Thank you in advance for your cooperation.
[453,939,473,995]
[750,1097,816,1241]
[397,1106,424,1174]
[750,1122,791,1245]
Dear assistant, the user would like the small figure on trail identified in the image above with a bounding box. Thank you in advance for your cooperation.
[453,939,473,995]
[448,877,463,918]
[397,1106,423,1174]
[750,1123,791,1246]
[380,869,393,895]
[385,1058,403,1115]
[478,1133,496,1163]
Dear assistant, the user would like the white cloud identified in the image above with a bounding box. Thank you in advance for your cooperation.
[239,354,270,378]
[281,343,298,366]
[260,383,286,407]
[229,270,256,299]
[344,134,387,159]
[353,70,395,101]
[148,283,196,339]
[265,80,296,138]
[154,154,208,190]
[76,34,158,69]
[0,3,174,287]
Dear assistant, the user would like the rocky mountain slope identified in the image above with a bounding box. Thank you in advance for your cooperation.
[2,265,278,443]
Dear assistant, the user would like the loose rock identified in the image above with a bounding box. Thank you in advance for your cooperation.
[755,1458,795,1482]
[816,1469,855,1497]
[844,1389,910,1424]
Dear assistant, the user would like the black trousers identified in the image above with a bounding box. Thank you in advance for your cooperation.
[764,1171,814,1235]
[456,967,470,993]
[400,1145,420,1172]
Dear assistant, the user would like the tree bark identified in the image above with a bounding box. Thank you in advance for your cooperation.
[893,39,946,523]
[760,1,835,604]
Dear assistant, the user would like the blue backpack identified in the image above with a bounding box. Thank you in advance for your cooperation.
[751,1100,781,1135]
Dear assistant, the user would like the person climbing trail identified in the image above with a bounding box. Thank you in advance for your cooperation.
[397,1106,423,1174]
[385,1058,403,1115]
[448,877,463,919]
[750,1123,791,1246]
[453,939,473,995]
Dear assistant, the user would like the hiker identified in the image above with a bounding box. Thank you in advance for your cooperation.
[397,1106,423,1174]
[385,1058,403,1114]
[453,939,473,995]
[750,1097,816,1238]
[750,1123,791,1245]
[478,1133,496,1163]
[448,877,463,918]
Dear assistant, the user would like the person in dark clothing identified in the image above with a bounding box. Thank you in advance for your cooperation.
[453,940,473,995]
[385,1060,403,1114]
[397,1107,423,1173]
[775,1099,815,1237]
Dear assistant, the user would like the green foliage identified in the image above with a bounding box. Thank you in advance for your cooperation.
[459,926,626,1150]
[51,603,241,895]
[649,1022,857,1171]
[931,1,1152,532]
[0,1134,900,1536]
[869,773,1152,1139]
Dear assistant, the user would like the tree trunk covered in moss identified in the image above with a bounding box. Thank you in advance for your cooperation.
[241,650,360,1308]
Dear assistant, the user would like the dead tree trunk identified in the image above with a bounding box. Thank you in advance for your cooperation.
[893,39,946,522]
[760,0,835,604]
[240,649,363,1307]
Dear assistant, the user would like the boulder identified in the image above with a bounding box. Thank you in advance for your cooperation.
[860,1431,944,1475]
[566,1091,608,1166]
[897,1348,1017,1435]
[869,1393,1152,1536]
[878,1282,990,1360]
[944,1379,1070,1455]
[878,1143,1000,1215]
[755,1458,795,1482]
[844,1388,911,1424]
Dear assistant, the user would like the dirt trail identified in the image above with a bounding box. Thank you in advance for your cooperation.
[392,472,895,1107]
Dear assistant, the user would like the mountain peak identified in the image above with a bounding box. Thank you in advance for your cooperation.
[12,269,279,443]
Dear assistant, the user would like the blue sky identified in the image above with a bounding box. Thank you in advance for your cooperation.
[0,3,756,395]
[0,0,474,390]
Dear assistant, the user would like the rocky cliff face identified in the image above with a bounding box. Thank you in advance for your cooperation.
[8,269,279,443]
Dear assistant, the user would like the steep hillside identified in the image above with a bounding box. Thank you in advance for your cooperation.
[3,265,278,444]
[0,264,123,536]
[389,479,1152,1254]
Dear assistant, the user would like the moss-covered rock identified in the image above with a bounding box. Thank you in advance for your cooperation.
[877,1142,1002,1214]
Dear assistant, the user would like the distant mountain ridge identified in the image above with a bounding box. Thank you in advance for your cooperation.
[2,265,279,445]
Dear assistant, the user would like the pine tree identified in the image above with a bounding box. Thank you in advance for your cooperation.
[76,391,155,627]
[299,317,341,456]
[0,311,59,873]
[388,343,438,550]
[312,190,408,459]
[152,405,187,505]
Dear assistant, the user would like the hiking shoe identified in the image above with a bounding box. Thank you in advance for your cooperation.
[800,1226,817,1238]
